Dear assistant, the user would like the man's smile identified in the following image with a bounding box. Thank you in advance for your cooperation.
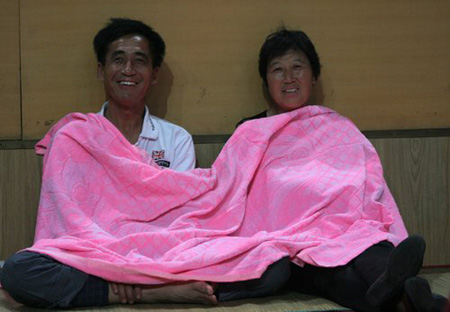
[118,80,138,86]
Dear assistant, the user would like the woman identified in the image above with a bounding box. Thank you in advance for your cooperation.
[236,27,448,312]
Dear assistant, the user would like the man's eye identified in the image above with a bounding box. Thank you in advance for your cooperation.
[113,57,124,63]
[272,67,282,72]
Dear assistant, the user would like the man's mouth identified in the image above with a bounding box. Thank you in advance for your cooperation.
[118,81,138,86]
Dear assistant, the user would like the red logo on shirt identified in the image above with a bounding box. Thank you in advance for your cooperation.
[152,150,165,161]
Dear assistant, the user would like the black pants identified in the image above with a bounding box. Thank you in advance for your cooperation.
[0,251,108,308]
[216,256,291,301]
[287,241,395,312]
[0,251,290,308]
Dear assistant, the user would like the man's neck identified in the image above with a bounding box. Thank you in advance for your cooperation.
[105,103,145,144]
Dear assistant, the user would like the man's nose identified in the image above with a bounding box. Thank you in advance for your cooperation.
[122,60,135,74]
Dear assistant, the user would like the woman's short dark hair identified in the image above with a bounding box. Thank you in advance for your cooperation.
[258,27,321,85]
[93,17,165,68]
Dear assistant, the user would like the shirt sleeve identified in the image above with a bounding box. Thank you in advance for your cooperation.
[172,133,196,171]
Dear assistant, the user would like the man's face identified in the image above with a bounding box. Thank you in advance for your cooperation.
[97,34,158,107]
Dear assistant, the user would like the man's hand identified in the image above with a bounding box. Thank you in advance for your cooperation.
[110,283,142,304]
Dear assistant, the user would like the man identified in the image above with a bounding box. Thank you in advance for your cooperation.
[94,18,195,171]
[0,18,217,308]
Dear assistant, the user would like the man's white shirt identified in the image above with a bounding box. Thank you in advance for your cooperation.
[98,102,196,171]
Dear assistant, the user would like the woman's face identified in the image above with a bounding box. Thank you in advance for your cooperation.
[266,49,315,114]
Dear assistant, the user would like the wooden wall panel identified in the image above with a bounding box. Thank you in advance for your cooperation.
[372,137,450,266]
[19,0,450,139]
[0,150,42,260]
[1,137,449,266]
[0,0,21,139]
[195,143,227,168]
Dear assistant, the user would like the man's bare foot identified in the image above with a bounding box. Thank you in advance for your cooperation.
[109,281,218,306]
[142,281,218,305]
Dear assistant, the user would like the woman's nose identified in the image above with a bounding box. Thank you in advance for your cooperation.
[283,69,295,82]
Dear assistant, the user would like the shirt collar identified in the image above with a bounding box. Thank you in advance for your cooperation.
[140,105,158,140]
[99,101,158,141]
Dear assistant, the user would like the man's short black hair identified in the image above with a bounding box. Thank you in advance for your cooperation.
[259,27,321,85]
[93,17,165,67]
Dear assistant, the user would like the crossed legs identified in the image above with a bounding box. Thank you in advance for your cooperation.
[0,251,289,308]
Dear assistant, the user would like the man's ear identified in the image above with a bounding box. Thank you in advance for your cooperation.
[151,67,160,85]
[97,62,105,81]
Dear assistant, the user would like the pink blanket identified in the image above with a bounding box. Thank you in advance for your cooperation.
[28,105,407,284]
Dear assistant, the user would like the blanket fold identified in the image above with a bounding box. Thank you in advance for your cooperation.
[27,105,407,284]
